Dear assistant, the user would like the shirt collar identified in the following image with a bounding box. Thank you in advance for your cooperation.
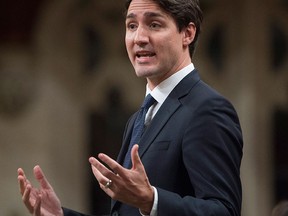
[146,63,195,104]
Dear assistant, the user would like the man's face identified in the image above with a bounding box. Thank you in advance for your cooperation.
[125,0,192,88]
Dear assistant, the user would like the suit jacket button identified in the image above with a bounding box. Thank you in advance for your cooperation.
[111,211,119,216]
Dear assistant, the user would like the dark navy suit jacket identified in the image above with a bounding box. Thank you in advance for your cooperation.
[63,70,243,216]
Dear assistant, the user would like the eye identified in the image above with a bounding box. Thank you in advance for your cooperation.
[127,23,138,31]
[150,22,161,30]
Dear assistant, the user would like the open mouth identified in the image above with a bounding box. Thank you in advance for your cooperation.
[136,51,156,58]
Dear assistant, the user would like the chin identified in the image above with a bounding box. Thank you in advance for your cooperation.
[135,66,158,77]
[135,70,155,79]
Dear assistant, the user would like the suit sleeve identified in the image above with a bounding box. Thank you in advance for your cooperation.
[157,97,243,216]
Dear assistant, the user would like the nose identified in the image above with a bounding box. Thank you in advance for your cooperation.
[134,26,149,46]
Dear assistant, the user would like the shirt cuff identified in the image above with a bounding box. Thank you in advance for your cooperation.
[139,186,158,216]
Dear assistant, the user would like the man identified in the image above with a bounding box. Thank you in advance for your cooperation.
[18,0,243,215]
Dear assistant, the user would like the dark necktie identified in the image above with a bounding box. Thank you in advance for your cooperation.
[122,94,156,168]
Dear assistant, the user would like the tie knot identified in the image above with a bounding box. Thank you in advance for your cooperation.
[141,94,156,110]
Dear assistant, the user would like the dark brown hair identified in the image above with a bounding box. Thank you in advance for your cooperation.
[125,0,203,57]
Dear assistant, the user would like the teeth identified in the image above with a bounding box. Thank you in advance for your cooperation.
[137,53,154,57]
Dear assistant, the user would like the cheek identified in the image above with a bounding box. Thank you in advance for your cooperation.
[125,39,133,57]
[165,39,183,56]
[125,38,130,50]
[125,31,135,44]
[158,42,176,58]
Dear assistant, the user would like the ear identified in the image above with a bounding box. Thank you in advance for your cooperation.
[182,22,196,47]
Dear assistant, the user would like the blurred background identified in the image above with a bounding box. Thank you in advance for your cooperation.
[0,0,287,215]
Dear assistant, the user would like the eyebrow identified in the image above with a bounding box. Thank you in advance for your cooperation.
[126,11,165,20]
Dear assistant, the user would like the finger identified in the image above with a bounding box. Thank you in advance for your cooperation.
[17,168,25,177]
[33,165,52,190]
[33,194,41,216]
[90,162,105,181]
[89,157,112,185]
[91,166,113,192]
[22,184,34,214]
[96,153,126,178]
[89,157,111,175]
[18,176,26,195]
[18,168,29,195]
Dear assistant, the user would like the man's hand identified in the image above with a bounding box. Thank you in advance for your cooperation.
[17,166,64,216]
[89,144,154,214]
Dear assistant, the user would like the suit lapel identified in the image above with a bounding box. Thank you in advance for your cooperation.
[137,70,200,158]
[117,70,201,164]
[139,70,200,157]
[137,96,180,157]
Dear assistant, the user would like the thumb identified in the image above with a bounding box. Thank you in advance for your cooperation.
[131,144,143,169]
[33,165,52,190]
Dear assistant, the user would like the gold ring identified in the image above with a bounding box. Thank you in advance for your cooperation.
[104,179,112,189]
